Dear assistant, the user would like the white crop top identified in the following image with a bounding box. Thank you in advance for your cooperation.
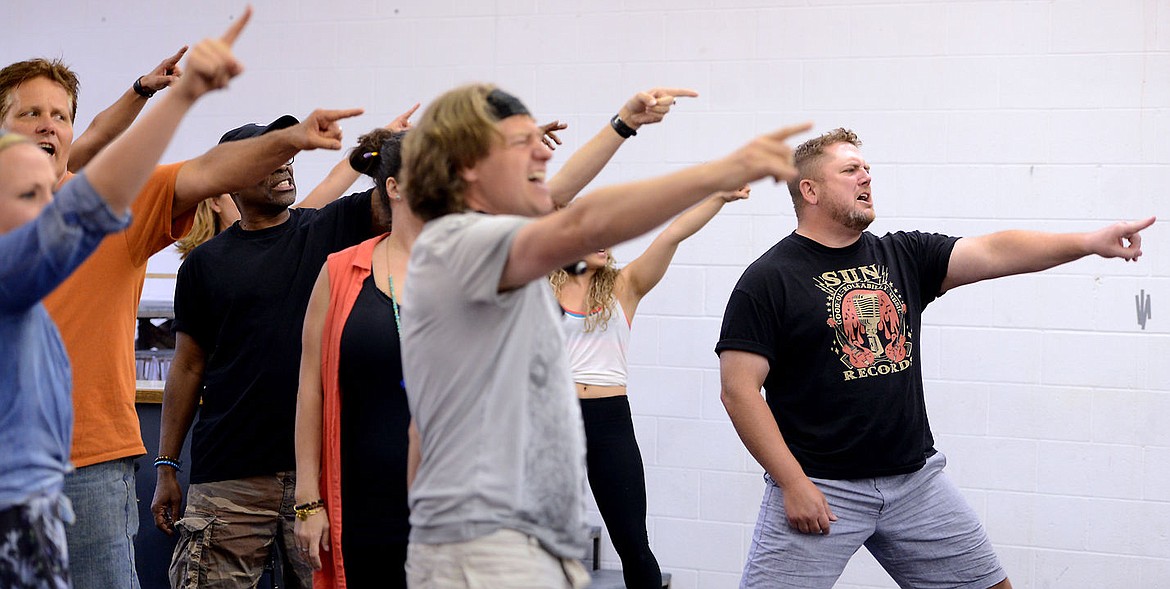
[560,301,631,387]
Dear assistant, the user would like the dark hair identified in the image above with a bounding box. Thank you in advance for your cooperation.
[350,128,407,200]
[350,128,407,227]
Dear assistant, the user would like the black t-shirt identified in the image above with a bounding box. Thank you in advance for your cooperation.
[716,231,958,479]
[339,275,411,547]
[174,190,374,484]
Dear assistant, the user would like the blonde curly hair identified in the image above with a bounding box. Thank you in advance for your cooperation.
[549,253,621,332]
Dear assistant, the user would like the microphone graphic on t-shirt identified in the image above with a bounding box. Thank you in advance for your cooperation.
[852,293,885,358]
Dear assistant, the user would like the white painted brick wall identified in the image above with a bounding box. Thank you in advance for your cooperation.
[7,1,1167,586]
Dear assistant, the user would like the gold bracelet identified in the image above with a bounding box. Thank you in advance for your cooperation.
[294,506,324,521]
[293,498,325,521]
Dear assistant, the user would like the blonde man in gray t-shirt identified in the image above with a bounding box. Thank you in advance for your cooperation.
[399,83,810,588]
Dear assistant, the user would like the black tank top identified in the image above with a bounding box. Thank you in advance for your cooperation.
[339,274,411,545]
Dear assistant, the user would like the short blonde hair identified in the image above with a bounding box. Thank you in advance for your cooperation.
[786,128,862,212]
[401,83,504,222]
[0,131,31,179]
[0,130,30,155]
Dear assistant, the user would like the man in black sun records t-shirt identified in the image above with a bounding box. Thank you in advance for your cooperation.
[716,128,1153,589]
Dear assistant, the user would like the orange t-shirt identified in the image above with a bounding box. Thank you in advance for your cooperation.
[44,162,194,468]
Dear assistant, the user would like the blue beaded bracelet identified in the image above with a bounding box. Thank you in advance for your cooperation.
[154,458,182,471]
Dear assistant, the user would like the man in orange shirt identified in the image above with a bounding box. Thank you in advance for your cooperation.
[0,42,361,589]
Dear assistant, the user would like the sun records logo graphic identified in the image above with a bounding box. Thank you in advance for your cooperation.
[815,264,913,382]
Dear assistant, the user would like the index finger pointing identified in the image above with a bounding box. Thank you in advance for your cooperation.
[165,46,189,66]
[319,107,365,124]
[399,102,421,119]
[652,88,700,99]
[1128,216,1156,234]
[221,5,253,46]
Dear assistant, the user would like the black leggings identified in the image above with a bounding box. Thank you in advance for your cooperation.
[580,395,662,589]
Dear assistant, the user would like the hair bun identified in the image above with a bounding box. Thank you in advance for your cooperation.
[348,146,381,176]
[350,127,400,177]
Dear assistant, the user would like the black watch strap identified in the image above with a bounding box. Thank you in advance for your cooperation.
[133,76,156,99]
[610,114,637,138]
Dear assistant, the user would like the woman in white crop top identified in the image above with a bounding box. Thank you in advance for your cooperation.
[550,186,749,588]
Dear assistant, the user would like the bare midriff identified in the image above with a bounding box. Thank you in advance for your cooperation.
[575,383,627,399]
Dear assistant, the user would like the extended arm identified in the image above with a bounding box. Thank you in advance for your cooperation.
[502,123,810,290]
[0,176,127,313]
[720,350,836,535]
[547,88,698,207]
[172,107,364,218]
[293,267,330,570]
[294,103,419,210]
[83,14,250,216]
[150,331,206,535]
[621,187,750,310]
[69,46,188,172]
[941,217,1155,292]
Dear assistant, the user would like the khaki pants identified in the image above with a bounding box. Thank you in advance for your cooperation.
[169,472,314,589]
[406,529,590,589]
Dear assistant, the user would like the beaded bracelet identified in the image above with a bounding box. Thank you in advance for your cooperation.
[292,501,325,515]
[294,499,326,521]
[153,455,182,471]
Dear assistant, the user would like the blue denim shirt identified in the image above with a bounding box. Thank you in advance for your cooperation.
[0,173,129,509]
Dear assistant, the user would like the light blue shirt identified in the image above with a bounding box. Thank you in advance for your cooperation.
[0,173,129,509]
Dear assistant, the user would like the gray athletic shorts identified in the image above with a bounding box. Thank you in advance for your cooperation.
[741,452,1007,589]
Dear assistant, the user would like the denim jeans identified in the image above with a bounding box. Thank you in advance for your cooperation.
[62,457,140,589]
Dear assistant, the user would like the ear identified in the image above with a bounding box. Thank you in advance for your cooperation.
[208,195,226,214]
[799,178,818,206]
[385,177,399,199]
[459,161,479,184]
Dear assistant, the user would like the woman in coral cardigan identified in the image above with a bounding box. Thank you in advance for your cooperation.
[293,129,420,589]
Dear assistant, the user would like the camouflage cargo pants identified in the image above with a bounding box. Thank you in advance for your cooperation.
[168,472,314,589]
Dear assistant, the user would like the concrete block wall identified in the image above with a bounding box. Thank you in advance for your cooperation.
[6,0,1167,586]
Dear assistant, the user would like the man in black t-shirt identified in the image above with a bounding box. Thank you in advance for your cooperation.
[150,116,380,589]
[716,128,1153,589]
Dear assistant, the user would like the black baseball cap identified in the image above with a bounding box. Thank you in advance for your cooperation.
[218,114,299,144]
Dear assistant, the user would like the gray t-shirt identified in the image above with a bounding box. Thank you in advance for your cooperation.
[401,212,588,558]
